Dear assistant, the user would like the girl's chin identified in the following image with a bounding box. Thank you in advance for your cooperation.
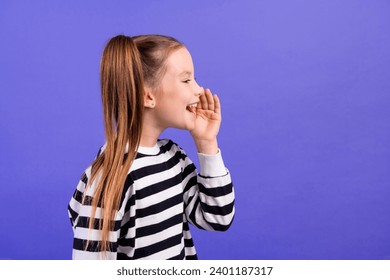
[187,124,196,131]
[170,120,195,131]
[181,121,195,131]
[184,119,196,131]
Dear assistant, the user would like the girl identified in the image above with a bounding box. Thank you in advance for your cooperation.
[68,34,235,260]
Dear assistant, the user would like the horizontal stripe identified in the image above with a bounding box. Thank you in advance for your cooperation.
[133,233,183,259]
[198,182,233,197]
[201,200,235,216]
[199,190,235,207]
[136,172,182,200]
[76,216,122,231]
[137,224,183,250]
[131,151,184,181]
[203,210,235,227]
[73,238,117,253]
[136,193,183,218]
[74,226,119,243]
[136,213,183,238]
[134,203,183,229]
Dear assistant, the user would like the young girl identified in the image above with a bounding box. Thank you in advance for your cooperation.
[68,34,235,260]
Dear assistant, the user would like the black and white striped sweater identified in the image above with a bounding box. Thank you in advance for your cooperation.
[68,139,234,260]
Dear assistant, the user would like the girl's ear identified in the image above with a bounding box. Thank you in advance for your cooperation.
[143,87,156,108]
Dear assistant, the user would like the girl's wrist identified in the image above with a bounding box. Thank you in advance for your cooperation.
[194,139,219,154]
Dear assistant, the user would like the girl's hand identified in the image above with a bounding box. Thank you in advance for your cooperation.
[190,88,221,154]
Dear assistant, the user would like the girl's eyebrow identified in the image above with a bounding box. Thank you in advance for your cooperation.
[179,70,192,76]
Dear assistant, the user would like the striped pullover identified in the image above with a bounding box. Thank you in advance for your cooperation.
[68,139,234,260]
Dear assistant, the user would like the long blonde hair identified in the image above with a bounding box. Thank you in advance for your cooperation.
[84,34,183,255]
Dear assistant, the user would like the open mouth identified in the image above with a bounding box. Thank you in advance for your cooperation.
[186,103,197,113]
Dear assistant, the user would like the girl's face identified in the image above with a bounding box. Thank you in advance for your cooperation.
[153,47,203,131]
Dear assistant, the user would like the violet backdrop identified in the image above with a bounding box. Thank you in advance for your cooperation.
[0,0,389,259]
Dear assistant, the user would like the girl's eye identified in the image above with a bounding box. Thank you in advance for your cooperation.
[183,79,191,83]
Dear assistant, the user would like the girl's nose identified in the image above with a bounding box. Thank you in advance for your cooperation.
[195,83,204,96]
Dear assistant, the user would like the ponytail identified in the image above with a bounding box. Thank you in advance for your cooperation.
[84,35,144,256]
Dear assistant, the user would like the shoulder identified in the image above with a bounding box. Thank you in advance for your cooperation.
[157,139,186,155]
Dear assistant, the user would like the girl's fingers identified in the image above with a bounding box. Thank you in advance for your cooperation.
[205,88,214,111]
[213,94,221,115]
[200,90,208,110]
[198,88,220,114]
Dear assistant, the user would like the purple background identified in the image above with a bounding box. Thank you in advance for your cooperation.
[1,0,389,260]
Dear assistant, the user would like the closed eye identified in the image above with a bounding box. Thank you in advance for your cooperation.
[183,77,197,84]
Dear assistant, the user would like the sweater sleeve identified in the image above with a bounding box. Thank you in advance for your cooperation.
[67,167,121,260]
[181,148,235,231]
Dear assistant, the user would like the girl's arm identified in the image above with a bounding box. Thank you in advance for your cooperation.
[184,89,235,230]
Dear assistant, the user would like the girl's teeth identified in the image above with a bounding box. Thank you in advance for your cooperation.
[187,104,197,112]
